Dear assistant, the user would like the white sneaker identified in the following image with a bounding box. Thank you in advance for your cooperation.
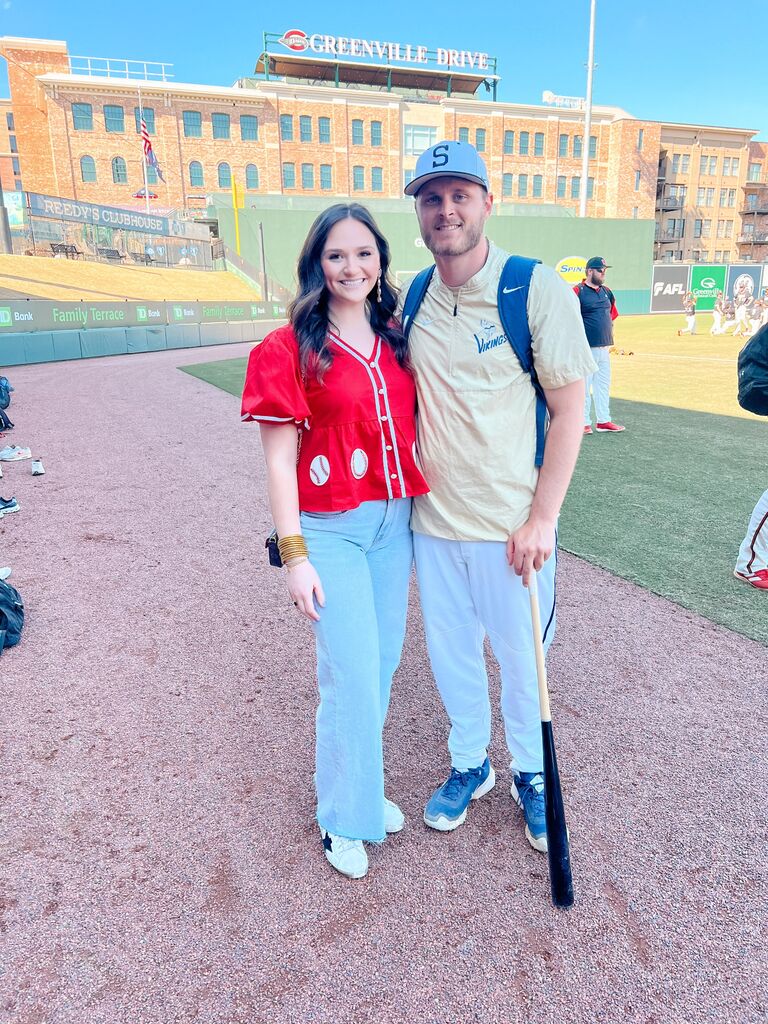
[384,797,405,833]
[320,828,368,879]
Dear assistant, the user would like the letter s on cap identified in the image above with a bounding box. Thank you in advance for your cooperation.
[431,144,449,168]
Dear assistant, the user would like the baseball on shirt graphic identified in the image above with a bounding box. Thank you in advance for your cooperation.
[309,454,331,486]
[350,448,369,480]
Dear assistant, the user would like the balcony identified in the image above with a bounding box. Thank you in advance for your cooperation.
[738,232,768,244]
[657,195,685,210]
[741,202,768,215]
[654,229,685,243]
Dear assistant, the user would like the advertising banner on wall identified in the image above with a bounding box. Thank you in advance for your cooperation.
[650,265,690,312]
[27,193,171,236]
[690,266,727,311]
[0,300,287,333]
[555,256,587,285]
[726,265,762,304]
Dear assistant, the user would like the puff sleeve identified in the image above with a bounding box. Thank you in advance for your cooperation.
[240,325,311,427]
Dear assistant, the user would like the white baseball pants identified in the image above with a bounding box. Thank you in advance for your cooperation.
[736,489,768,575]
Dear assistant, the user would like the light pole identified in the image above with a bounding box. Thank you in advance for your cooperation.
[579,0,597,218]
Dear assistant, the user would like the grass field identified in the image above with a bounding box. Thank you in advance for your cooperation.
[181,314,768,645]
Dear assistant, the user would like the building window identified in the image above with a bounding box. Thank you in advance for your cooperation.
[282,162,295,189]
[702,219,711,238]
[587,177,594,199]
[245,164,259,189]
[502,173,513,197]
[672,153,680,175]
[134,107,155,134]
[371,167,383,192]
[571,176,581,199]
[634,170,641,191]
[404,169,417,189]
[694,219,702,238]
[318,117,331,144]
[475,129,486,152]
[145,164,158,185]
[6,112,13,131]
[14,179,22,191]
[80,155,96,183]
[301,163,314,189]
[353,165,365,191]
[111,156,128,184]
[519,131,529,155]
[558,134,568,158]
[731,158,739,175]
[280,114,294,141]
[240,115,259,141]
[532,174,543,197]
[459,127,469,144]
[632,206,638,219]
[504,131,514,155]
[189,161,204,188]
[300,116,312,143]
[534,132,544,157]
[573,135,582,158]
[320,164,332,190]
[11,156,20,176]
[722,157,731,176]
[371,121,382,147]
[589,135,597,159]
[404,125,437,155]
[8,135,17,154]
[218,162,232,188]
[352,119,364,145]
[104,105,125,133]
[72,103,93,131]
[637,128,644,151]
[183,111,202,138]
[556,175,566,198]
[692,249,701,262]
[682,155,690,173]
[700,155,717,175]
[725,220,733,238]
[748,162,762,182]
[212,113,230,140]
[518,174,528,198]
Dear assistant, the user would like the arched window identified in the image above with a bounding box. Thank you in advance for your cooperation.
[217,162,231,188]
[245,164,259,190]
[111,156,128,184]
[80,155,97,183]
[189,161,204,188]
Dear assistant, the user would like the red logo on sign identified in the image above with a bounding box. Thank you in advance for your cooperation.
[278,29,308,51]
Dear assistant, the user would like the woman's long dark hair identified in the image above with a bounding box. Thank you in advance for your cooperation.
[288,203,407,379]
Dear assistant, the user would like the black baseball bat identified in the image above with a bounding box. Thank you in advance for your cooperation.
[528,571,574,909]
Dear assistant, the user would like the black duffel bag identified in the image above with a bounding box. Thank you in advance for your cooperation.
[0,580,24,651]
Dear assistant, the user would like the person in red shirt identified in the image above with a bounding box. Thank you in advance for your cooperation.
[241,204,428,880]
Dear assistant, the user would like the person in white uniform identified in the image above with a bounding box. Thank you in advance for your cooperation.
[402,141,596,852]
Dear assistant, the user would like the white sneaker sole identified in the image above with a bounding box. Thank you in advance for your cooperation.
[510,782,548,854]
[423,767,496,832]
[0,506,20,517]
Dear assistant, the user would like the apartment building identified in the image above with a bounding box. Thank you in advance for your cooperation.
[0,33,765,263]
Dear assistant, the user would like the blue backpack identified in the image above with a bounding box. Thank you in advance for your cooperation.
[401,255,549,466]
[0,377,11,412]
[0,580,24,652]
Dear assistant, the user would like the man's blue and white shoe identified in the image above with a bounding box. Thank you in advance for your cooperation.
[424,757,495,831]
[320,828,368,879]
[384,797,405,834]
[0,496,20,517]
[511,771,548,853]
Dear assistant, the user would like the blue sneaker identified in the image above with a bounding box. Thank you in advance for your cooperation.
[511,771,547,853]
[424,757,495,831]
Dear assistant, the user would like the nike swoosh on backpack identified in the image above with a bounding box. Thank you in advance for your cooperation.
[502,286,524,294]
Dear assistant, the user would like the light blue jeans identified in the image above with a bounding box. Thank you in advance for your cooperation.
[300,498,413,842]
[584,345,612,424]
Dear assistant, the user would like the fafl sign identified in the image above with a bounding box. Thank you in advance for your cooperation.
[650,265,690,313]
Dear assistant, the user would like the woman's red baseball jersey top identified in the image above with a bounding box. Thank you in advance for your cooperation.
[241,324,429,513]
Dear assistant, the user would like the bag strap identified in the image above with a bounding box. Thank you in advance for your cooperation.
[401,266,436,341]
[496,255,548,467]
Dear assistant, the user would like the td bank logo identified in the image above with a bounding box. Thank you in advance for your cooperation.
[173,305,184,321]
[137,306,148,322]
[0,307,11,327]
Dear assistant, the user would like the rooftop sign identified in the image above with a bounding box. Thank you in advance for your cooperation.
[276,29,491,71]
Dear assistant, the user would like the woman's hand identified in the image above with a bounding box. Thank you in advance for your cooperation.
[286,560,325,622]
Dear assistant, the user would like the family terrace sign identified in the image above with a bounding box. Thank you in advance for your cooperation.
[276,29,492,71]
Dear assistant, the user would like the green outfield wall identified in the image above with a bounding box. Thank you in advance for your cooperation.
[213,196,655,315]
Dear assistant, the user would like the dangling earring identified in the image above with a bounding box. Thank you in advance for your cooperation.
[376,273,382,304]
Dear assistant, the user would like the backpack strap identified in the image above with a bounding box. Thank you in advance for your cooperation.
[401,266,436,341]
[497,256,548,466]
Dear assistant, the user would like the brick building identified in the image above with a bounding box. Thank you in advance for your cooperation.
[0,33,766,263]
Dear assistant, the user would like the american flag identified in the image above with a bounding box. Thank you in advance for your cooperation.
[140,117,165,183]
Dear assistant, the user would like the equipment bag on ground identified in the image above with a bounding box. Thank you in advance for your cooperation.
[0,580,24,651]
[738,323,768,416]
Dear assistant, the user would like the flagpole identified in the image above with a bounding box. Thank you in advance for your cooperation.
[138,84,150,215]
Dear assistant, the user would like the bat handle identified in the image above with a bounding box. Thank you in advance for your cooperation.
[527,571,552,724]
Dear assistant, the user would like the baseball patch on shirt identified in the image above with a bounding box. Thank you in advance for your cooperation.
[350,448,369,479]
[310,455,331,486]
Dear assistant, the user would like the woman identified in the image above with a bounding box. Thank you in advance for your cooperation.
[241,204,428,880]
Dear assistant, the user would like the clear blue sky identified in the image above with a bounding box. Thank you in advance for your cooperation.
[2,0,766,139]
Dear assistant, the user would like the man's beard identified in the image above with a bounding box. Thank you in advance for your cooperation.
[422,218,485,258]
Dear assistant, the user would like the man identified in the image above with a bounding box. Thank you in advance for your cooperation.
[575,257,625,433]
[711,291,725,336]
[678,291,696,337]
[402,141,595,852]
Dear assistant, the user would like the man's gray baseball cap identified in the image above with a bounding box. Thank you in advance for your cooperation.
[404,140,489,197]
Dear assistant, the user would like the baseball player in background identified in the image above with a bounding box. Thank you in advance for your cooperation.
[575,257,625,433]
[735,490,768,590]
